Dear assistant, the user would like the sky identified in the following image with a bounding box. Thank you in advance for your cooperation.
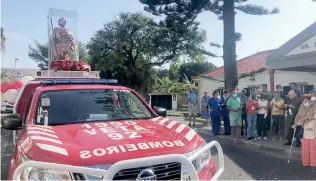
[1,0,316,69]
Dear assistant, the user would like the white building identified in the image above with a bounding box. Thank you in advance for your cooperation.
[1,68,40,80]
[194,21,316,105]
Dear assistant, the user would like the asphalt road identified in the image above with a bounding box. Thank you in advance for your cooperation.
[199,132,316,180]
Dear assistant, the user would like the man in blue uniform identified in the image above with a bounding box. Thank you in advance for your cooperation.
[208,90,221,136]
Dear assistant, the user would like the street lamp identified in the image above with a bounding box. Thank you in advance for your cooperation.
[15,58,19,80]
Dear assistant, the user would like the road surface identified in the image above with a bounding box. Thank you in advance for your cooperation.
[202,132,316,180]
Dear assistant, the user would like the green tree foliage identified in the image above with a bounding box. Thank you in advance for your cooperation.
[140,0,279,91]
[153,77,196,95]
[28,41,89,70]
[1,27,6,51]
[156,69,170,79]
[169,57,181,80]
[179,61,216,82]
[87,12,207,95]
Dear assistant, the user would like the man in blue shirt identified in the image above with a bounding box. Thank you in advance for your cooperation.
[221,90,231,135]
[208,90,221,135]
[187,88,198,126]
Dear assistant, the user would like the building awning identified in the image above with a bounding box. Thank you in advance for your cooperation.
[266,22,316,72]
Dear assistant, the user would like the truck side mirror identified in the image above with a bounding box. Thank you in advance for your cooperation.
[1,113,23,130]
[154,107,167,117]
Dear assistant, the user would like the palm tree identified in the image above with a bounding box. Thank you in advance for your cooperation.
[1,27,6,50]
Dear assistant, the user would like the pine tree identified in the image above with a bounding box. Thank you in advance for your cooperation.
[1,27,6,51]
[140,0,279,91]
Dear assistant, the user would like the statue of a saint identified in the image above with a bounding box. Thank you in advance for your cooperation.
[51,17,76,61]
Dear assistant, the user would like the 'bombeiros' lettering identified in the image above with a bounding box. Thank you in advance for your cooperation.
[79,140,185,159]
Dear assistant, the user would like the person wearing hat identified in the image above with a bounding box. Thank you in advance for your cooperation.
[208,89,222,135]
[187,87,198,126]
[201,90,211,126]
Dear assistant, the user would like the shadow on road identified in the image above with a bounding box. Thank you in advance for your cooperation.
[199,132,316,180]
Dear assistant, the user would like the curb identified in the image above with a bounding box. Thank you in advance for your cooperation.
[166,114,184,117]
[195,128,301,161]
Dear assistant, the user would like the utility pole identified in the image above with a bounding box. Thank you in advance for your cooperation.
[14,58,19,80]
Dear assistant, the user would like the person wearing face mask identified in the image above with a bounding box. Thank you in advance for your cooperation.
[257,94,268,139]
[256,88,262,101]
[235,86,242,98]
[227,90,242,139]
[270,91,285,140]
[261,84,273,132]
[208,90,222,136]
[284,90,302,146]
[292,94,316,167]
[276,84,286,100]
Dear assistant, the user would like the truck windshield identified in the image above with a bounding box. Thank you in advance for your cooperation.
[35,89,153,126]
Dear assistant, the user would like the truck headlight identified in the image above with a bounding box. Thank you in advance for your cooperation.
[28,169,72,180]
[181,142,211,180]
[21,155,72,180]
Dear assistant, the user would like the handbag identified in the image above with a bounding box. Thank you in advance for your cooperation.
[295,106,313,139]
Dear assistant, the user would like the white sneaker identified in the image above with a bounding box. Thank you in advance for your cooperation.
[264,137,267,140]
[258,137,261,140]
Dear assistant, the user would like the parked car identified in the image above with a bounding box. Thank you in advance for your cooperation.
[1,78,224,180]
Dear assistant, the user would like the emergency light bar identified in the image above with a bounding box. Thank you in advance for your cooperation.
[40,79,118,85]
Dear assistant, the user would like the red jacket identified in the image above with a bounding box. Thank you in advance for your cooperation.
[246,100,259,114]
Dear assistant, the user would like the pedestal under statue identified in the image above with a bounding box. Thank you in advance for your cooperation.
[51,17,76,61]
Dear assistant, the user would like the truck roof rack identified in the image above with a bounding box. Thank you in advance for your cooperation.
[34,77,100,80]
[39,79,118,85]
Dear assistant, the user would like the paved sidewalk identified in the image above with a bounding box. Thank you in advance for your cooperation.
[1,129,14,180]
[168,116,301,161]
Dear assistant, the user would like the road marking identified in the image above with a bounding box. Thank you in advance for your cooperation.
[175,124,186,133]
[29,136,62,144]
[27,127,55,133]
[185,129,196,141]
[159,118,169,125]
[36,143,68,156]
[28,131,58,138]
[151,117,161,122]
[166,120,177,129]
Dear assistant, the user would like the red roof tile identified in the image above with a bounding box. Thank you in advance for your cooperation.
[201,50,275,78]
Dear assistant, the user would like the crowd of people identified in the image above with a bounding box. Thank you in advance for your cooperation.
[187,82,316,167]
